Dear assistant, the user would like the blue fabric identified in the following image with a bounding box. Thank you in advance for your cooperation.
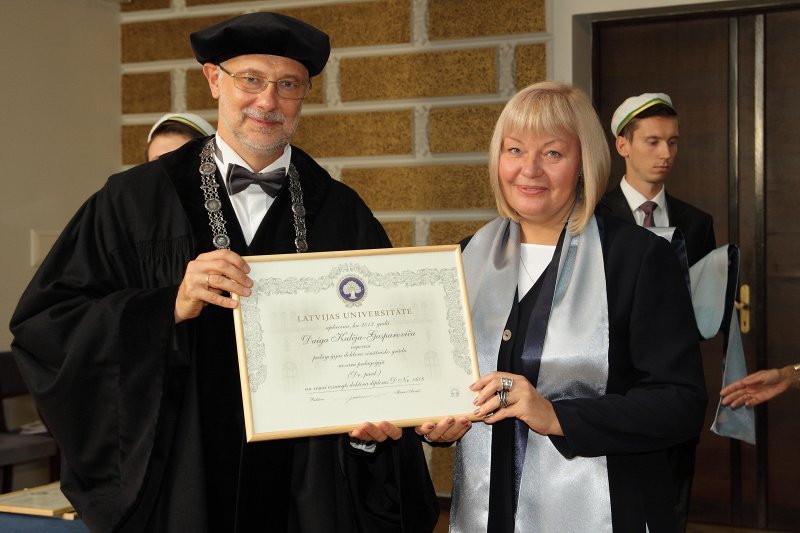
[710,245,755,444]
[0,514,89,532]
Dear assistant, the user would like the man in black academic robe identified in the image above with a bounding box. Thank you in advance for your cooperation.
[596,93,716,532]
[9,12,437,533]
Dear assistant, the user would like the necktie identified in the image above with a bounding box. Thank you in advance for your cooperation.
[227,164,286,196]
[639,200,657,228]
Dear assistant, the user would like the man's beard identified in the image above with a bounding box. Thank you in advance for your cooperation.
[233,109,299,156]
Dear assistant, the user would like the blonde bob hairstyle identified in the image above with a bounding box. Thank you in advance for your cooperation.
[489,81,610,235]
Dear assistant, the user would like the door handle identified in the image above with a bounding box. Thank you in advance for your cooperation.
[735,284,750,333]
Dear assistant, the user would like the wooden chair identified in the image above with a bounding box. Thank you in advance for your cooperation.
[0,351,59,493]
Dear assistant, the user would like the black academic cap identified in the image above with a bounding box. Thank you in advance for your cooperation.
[190,12,330,77]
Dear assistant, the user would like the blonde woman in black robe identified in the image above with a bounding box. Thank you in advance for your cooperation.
[419,82,707,533]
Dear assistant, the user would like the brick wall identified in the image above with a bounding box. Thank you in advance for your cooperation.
[120,0,548,496]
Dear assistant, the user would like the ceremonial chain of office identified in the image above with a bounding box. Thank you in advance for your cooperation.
[199,138,309,252]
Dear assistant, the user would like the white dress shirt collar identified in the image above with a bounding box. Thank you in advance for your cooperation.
[619,176,669,227]
[213,135,292,177]
[212,136,293,245]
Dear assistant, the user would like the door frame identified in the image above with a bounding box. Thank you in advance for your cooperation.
[578,1,800,528]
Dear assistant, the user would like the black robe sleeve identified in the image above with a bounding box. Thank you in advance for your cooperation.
[550,217,707,458]
[9,168,196,533]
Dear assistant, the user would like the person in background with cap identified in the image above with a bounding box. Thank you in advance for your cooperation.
[597,93,715,267]
[9,12,438,533]
[146,112,216,161]
[597,93,716,533]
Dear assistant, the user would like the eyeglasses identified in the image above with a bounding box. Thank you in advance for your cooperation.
[218,65,310,100]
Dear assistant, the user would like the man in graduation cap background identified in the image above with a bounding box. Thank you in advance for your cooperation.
[597,93,717,532]
[9,12,438,533]
[597,92,716,267]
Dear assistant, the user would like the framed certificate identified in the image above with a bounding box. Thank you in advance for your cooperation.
[233,245,481,441]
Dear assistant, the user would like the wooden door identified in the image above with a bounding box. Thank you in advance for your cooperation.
[762,9,800,528]
[593,4,800,530]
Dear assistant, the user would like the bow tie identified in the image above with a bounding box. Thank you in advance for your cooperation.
[226,164,286,197]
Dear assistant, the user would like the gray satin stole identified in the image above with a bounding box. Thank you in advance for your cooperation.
[452,216,612,533]
[690,244,754,444]
[648,228,755,444]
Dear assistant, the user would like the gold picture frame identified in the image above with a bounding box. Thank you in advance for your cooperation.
[232,245,481,441]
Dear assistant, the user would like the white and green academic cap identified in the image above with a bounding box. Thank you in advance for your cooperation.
[610,93,674,137]
[147,112,216,142]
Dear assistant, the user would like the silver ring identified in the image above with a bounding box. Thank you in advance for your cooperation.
[501,377,513,392]
[423,433,434,443]
[498,389,509,409]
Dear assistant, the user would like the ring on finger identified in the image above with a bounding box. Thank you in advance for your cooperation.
[206,273,212,289]
[498,389,509,409]
[501,377,513,392]
[423,433,434,443]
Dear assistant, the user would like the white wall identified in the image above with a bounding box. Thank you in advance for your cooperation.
[0,0,120,350]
